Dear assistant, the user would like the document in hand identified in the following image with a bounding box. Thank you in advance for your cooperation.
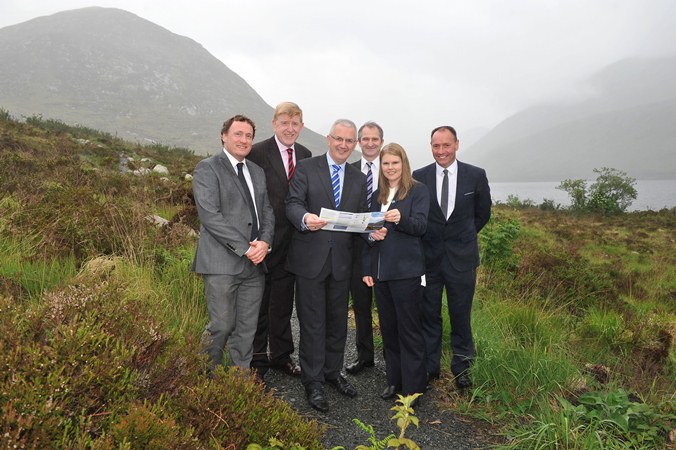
[319,208,384,233]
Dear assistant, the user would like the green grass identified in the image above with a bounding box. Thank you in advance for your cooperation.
[1,111,674,448]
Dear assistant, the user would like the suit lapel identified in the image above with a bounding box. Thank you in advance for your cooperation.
[218,152,249,204]
[267,137,288,185]
[316,155,336,207]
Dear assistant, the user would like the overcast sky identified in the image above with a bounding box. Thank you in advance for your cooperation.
[2,0,676,167]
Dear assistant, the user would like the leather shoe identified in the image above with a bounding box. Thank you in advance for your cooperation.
[305,383,328,412]
[272,360,301,377]
[410,395,422,409]
[345,359,375,374]
[455,372,473,390]
[381,385,400,400]
[326,375,358,398]
[427,371,440,382]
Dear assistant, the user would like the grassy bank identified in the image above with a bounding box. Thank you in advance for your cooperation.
[1,112,674,448]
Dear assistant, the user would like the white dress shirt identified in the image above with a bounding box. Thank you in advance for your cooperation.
[436,160,458,219]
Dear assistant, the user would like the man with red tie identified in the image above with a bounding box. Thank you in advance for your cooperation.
[248,102,312,381]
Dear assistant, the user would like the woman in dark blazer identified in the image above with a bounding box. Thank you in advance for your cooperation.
[363,143,429,402]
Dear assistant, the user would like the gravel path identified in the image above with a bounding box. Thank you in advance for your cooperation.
[264,310,497,449]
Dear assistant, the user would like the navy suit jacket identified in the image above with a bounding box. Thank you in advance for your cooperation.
[412,161,491,272]
[247,136,312,268]
[285,154,367,281]
[362,182,429,281]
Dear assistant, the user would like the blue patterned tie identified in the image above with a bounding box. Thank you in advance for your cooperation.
[331,164,341,208]
[365,162,373,209]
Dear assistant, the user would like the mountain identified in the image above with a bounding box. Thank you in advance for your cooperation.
[464,57,676,182]
[0,7,327,154]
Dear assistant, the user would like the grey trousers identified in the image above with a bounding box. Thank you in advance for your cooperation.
[201,266,264,370]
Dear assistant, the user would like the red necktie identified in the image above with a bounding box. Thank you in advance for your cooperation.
[286,148,294,184]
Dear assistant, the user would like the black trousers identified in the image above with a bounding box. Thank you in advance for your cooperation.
[349,237,374,362]
[251,262,296,373]
[295,254,350,386]
[422,252,476,376]
[375,277,427,395]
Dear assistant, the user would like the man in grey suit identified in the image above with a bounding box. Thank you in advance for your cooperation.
[286,119,367,412]
[412,125,491,390]
[249,102,312,379]
[192,114,274,372]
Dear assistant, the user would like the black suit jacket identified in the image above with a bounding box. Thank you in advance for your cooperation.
[248,136,312,268]
[285,154,367,281]
[412,161,491,272]
[362,182,429,281]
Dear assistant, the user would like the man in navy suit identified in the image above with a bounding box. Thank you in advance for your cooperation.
[248,102,312,380]
[412,125,491,390]
[345,121,383,375]
[286,119,367,412]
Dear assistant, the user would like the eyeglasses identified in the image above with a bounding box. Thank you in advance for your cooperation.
[329,135,357,145]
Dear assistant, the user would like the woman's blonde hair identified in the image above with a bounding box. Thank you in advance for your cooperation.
[377,143,416,205]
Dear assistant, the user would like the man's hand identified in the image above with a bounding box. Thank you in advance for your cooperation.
[370,227,388,241]
[246,240,270,265]
[304,213,328,232]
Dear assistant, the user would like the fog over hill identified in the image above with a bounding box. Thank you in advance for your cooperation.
[0,7,327,154]
[465,57,676,182]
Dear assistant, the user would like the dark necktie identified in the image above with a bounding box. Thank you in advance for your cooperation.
[331,164,341,208]
[237,162,258,240]
[366,162,373,208]
[440,169,449,219]
[286,148,294,185]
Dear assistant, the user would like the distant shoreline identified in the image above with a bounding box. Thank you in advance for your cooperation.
[490,179,676,211]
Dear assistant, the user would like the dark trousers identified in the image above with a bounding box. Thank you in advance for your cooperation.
[349,244,374,362]
[251,263,296,373]
[422,252,476,376]
[375,277,427,395]
[295,254,350,386]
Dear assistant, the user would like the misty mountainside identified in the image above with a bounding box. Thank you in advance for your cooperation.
[465,57,676,182]
[0,7,327,155]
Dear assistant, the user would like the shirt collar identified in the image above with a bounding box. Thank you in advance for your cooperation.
[436,159,458,176]
[223,147,245,169]
[326,153,345,169]
[274,135,294,153]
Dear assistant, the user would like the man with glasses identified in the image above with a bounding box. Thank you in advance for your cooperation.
[192,115,274,373]
[413,125,491,391]
[286,119,368,412]
[345,121,383,375]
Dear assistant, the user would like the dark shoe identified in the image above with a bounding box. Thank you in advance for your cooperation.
[305,383,328,412]
[427,371,440,382]
[326,375,358,398]
[381,385,400,400]
[410,395,422,409]
[455,372,473,390]
[345,359,375,374]
[272,360,301,377]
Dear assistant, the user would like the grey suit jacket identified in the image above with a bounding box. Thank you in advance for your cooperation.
[285,154,367,281]
[192,150,274,275]
[247,136,312,268]
[413,160,491,272]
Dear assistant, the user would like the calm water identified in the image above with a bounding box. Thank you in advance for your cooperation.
[490,179,676,211]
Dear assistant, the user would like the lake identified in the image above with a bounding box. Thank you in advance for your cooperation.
[490,179,676,211]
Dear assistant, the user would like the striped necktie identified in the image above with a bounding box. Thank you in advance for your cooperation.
[286,148,294,184]
[365,162,373,208]
[331,164,341,208]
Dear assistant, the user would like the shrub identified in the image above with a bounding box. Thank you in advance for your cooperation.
[480,217,520,270]
[557,167,637,215]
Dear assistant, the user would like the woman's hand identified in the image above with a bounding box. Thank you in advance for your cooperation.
[384,208,401,224]
[362,276,375,287]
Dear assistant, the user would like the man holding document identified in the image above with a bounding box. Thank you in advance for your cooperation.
[285,119,368,412]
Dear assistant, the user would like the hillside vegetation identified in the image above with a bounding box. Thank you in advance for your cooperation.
[0,111,674,448]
